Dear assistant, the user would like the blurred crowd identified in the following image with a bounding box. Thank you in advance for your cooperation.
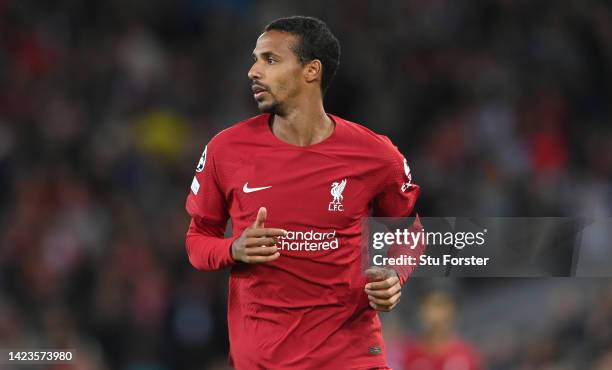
[0,0,611,369]
[384,280,612,370]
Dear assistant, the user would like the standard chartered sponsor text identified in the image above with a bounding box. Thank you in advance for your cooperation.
[277,230,339,252]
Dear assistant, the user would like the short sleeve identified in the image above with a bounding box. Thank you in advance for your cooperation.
[185,140,230,225]
[372,139,420,217]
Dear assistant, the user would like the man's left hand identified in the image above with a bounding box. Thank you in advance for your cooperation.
[364,267,402,312]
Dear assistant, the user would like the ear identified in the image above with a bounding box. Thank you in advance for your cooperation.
[303,59,323,84]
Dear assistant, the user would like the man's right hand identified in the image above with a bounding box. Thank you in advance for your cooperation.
[231,207,287,264]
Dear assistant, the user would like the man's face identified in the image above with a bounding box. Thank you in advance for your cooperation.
[248,30,305,114]
[419,299,455,334]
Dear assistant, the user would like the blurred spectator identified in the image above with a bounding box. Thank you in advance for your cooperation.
[403,291,482,370]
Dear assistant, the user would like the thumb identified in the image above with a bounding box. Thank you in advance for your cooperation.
[253,207,266,228]
[365,266,392,282]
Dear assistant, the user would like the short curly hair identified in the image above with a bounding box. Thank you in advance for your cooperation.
[264,16,341,94]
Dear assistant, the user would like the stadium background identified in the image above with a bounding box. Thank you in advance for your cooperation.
[0,0,611,369]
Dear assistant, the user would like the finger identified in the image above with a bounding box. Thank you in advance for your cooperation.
[365,276,399,290]
[367,292,401,306]
[246,228,288,238]
[369,301,389,312]
[244,245,278,256]
[244,252,280,264]
[365,267,386,282]
[365,267,396,282]
[369,299,400,312]
[388,299,400,311]
[253,207,267,228]
[365,284,401,299]
[245,237,278,247]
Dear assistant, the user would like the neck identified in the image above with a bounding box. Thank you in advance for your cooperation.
[270,98,334,146]
[422,329,453,347]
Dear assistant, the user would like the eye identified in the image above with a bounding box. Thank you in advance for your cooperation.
[267,57,276,64]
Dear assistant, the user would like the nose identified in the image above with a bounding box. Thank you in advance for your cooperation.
[248,62,261,81]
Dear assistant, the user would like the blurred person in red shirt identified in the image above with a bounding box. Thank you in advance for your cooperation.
[403,291,482,370]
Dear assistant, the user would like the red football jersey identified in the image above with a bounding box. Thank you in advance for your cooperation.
[185,113,420,369]
[403,337,483,370]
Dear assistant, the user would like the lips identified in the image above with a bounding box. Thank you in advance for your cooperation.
[251,84,268,94]
[252,84,268,100]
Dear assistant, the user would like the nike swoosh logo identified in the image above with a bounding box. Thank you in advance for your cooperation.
[243,182,272,193]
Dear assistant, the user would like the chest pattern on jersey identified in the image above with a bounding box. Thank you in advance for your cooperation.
[231,173,372,257]
[230,171,371,227]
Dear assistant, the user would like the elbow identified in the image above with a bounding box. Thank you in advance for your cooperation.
[184,224,235,271]
[185,236,212,271]
[186,253,206,271]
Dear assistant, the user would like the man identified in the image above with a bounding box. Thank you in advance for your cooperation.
[185,16,420,369]
[403,292,482,370]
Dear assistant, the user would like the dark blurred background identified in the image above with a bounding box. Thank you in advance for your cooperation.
[0,0,611,369]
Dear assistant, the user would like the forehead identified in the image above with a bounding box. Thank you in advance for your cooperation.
[253,30,298,56]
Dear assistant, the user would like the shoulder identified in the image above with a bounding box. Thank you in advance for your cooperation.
[333,114,403,160]
[206,114,269,152]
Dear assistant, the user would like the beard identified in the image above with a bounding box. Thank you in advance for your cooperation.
[257,98,285,116]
